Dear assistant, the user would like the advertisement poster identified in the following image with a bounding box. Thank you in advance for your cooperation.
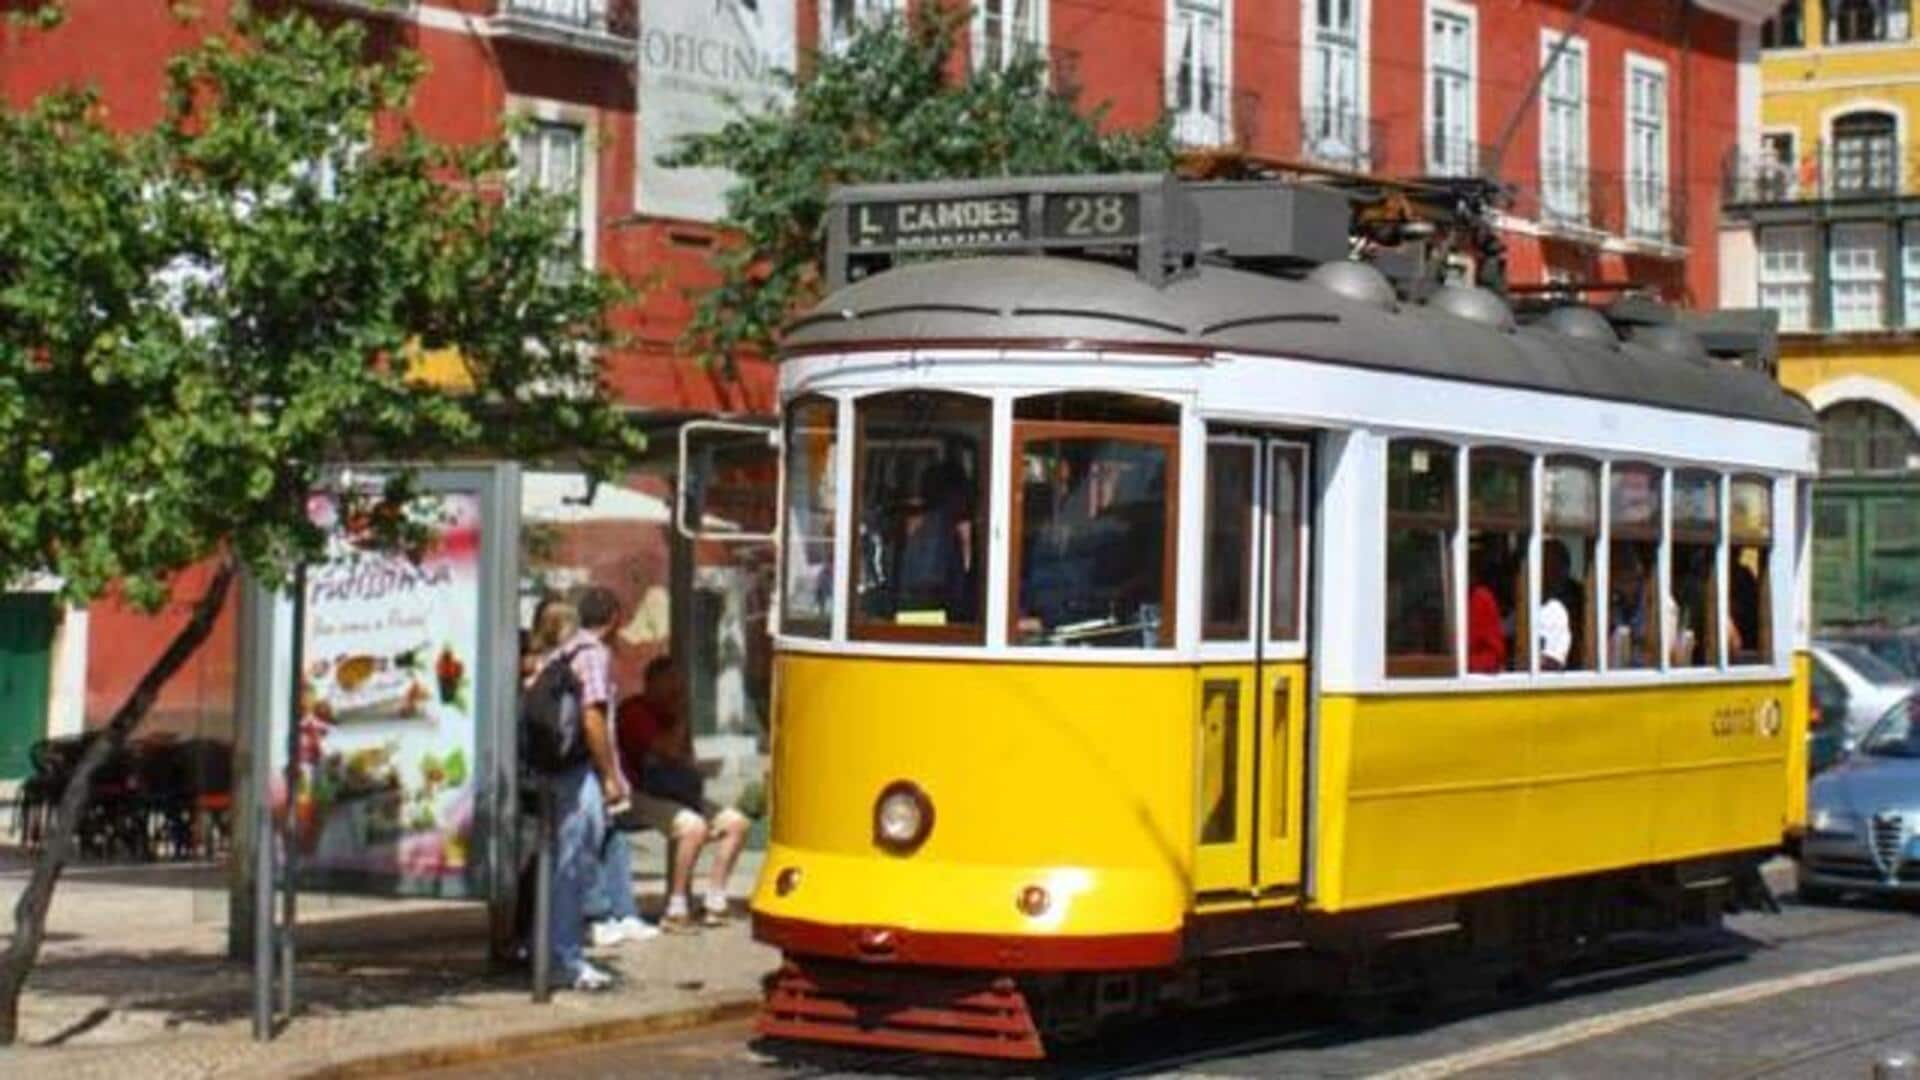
[279,492,485,898]
[637,0,796,222]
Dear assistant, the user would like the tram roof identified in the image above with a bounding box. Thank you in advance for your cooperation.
[783,255,1816,431]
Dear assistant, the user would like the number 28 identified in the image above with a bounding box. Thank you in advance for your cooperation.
[1061,195,1127,236]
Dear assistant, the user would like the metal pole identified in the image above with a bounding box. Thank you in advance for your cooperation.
[531,779,553,1003]
[279,565,305,1021]
[251,794,273,1040]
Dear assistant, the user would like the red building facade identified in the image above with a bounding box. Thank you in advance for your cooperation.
[0,0,1780,757]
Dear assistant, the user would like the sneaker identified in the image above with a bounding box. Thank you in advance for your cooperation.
[588,920,624,949]
[570,962,615,993]
[698,904,727,928]
[614,915,660,942]
[659,912,701,935]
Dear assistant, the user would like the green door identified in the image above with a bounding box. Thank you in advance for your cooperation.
[0,593,55,781]
[1866,496,1920,621]
[1814,496,1861,624]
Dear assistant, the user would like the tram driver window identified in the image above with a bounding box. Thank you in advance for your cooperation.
[782,396,838,638]
[1729,477,1774,665]
[850,391,990,642]
[1608,464,1664,670]
[1541,458,1599,671]
[1386,440,1457,678]
[1468,449,1532,674]
[1671,471,1721,668]
[1013,393,1179,648]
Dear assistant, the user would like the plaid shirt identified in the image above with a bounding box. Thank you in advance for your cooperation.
[558,629,614,712]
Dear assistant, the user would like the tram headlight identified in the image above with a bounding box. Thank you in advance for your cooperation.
[873,781,934,854]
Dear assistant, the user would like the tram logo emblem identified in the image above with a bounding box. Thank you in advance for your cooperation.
[1712,699,1783,738]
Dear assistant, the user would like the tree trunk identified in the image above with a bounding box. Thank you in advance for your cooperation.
[0,560,236,1046]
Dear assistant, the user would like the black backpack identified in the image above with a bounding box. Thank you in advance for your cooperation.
[520,647,589,775]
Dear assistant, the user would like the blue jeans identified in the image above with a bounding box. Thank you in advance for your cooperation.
[549,763,603,980]
[588,827,640,924]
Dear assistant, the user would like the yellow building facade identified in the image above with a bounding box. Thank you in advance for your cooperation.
[1728,1,1920,623]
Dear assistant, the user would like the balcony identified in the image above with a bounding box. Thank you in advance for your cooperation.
[1422,134,1492,181]
[1297,106,1384,175]
[491,0,638,62]
[1723,140,1920,207]
[1164,77,1262,151]
[1503,164,1685,253]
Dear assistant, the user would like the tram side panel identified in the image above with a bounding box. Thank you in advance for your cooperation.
[1311,680,1799,913]
[756,653,1198,952]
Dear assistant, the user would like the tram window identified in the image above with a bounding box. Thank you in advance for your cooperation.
[1468,449,1531,674]
[1608,463,1663,670]
[850,391,990,642]
[1729,476,1774,665]
[1270,445,1305,642]
[1542,457,1599,672]
[1386,440,1457,678]
[1013,412,1178,649]
[782,396,837,638]
[1671,470,1721,668]
[1203,440,1256,641]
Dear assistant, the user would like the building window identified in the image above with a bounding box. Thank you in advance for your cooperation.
[1541,457,1598,672]
[1759,131,1800,201]
[1762,0,1804,48]
[782,397,838,638]
[1828,0,1911,45]
[1606,463,1662,670]
[1820,400,1920,475]
[1729,477,1772,665]
[1305,0,1367,168]
[1540,35,1589,225]
[1626,57,1669,241]
[1830,110,1898,195]
[1426,3,1475,177]
[1905,222,1920,327]
[1670,471,1720,668]
[824,0,901,53]
[851,392,990,643]
[1169,0,1228,145]
[1467,449,1530,674]
[1758,226,1814,332]
[1386,440,1457,678]
[1831,222,1888,332]
[513,120,588,268]
[973,0,1045,72]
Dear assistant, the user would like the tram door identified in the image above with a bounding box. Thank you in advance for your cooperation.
[1194,433,1312,905]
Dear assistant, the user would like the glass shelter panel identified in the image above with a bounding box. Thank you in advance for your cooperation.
[852,392,990,642]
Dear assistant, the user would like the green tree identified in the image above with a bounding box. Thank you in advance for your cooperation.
[664,6,1175,375]
[0,11,637,1041]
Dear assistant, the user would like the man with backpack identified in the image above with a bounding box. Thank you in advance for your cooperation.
[520,587,634,991]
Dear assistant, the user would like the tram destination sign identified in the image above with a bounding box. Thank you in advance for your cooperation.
[850,191,1142,252]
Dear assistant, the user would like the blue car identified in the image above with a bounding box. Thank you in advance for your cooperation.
[1799,691,1920,902]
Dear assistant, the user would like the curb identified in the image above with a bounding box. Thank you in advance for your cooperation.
[298,995,762,1079]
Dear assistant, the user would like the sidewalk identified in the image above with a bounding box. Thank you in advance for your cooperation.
[0,840,775,1079]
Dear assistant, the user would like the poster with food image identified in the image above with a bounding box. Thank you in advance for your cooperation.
[283,490,483,897]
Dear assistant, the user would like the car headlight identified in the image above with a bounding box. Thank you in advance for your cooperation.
[1811,807,1858,836]
[873,781,934,854]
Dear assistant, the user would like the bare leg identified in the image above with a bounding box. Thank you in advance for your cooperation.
[669,812,708,908]
[705,809,750,904]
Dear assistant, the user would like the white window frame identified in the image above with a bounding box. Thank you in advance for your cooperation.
[1903,221,1920,329]
[1757,225,1814,333]
[1167,0,1233,147]
[1625,53,1670,241]
[1424,0,1476,177]
[972,0,1048,73]
[511,109,596,272]
[1821,100,1908,197]
[1302,0,1371,167]
[1830,221,1889,332]
[821,0,902,55]
[1539,31,1590,226]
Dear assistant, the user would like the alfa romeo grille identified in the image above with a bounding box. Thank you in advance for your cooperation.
[1872,813,1906,876]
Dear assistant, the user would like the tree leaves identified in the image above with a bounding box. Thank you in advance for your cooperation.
[0,12,640,609]
[663,7,1174,376]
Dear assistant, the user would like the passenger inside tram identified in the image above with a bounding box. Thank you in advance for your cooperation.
[1608,544,1668,669]
[857,450,980,628]
[1539,539,1588,670]
[1466,542,1511,674]
[1016,439,1168,646]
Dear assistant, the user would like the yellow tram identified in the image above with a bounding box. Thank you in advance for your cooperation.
[747,175,1818,1058]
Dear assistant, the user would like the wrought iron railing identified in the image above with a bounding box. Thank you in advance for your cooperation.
[1422,134,1492,180]
[1297,106,1384,174]
[1164,78,1262,149]
[495,0,638,41]
[1724,140,1920,205]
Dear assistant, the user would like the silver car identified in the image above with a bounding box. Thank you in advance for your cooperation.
[1799,691,1920,901]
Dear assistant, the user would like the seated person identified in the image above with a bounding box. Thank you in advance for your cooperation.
[1466,547,1509,674]
[614,655,749,932]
